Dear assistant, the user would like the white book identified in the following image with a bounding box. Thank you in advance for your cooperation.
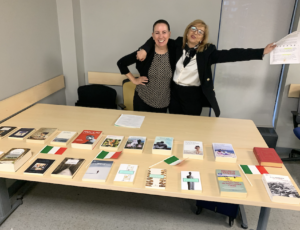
[152,136,173,155]
[114,164,138,184]
[145,168,167,190]
[212,143,237,163]
[123,136,146,153]
[183,141,203,160]
[50,131,77,146]
[262,174,300,204]
[100,135,124,151]
[114,114,145,128]
[181,171,202,193]
[82,160,113,182]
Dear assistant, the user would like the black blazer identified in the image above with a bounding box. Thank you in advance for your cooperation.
[141,37,264,117]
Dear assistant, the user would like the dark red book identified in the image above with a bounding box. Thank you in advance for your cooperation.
[253,147,283,168]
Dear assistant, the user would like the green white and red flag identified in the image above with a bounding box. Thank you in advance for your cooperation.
[96,150,122,159]
[40,145,67,155]
[240,165,268,174]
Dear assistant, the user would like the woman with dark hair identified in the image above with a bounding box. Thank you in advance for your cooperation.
[117,19,176,113]
[137,19,276,117]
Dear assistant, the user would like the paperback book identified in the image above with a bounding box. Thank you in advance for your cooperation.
[8,128,35,140]
[82,160,113,182]
[183,141,204,160]
[0,126,17,139]
[50,131,77,146]
[216,169,247,198]
[262,174,300,204]
[212,143,237,163]
[71,130,102,150]
[253,147,283,168]
[0,148,32,172]
[51,158,85,179]
[100,135,124,151]
[123,136,146,153]
[181,171,202,193]
[24,158,55,176]
[152,136,173,155]
[26,128,57,144]
[145,168,167,190]
[114,164,138,184]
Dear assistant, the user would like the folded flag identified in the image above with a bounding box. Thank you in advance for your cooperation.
[164,156,184,166]
[96,150,122,159]
[240,165,268,174]
[40,145,67,155]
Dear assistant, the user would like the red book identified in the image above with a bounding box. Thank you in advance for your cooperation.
[71,130,103,150]
[253,147,283,168]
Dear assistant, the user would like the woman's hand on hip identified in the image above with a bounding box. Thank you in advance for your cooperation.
[136,49,147,61]
[133,76,148,85]
[263,43,277,55]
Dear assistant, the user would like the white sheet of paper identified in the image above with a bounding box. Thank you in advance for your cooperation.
[65,159,79,165]
[115,114,145,128]
[270,31,300,64]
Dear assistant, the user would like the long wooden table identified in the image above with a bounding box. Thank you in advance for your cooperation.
[0,104,299,229]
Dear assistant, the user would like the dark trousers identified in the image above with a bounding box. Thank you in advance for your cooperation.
[133,91,167,113]
[169,82,203,116]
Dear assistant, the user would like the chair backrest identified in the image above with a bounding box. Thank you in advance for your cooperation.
[122,79,136,111]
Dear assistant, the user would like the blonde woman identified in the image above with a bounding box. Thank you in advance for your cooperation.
[137,19,276,117]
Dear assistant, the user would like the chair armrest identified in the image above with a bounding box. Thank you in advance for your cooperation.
[118,103,126,110]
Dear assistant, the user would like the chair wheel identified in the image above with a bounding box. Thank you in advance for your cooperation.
[229,217,234,227]
[195,206,202,215]
[241,223,248,229]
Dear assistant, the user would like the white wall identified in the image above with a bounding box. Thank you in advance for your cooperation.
[0,0,65,107]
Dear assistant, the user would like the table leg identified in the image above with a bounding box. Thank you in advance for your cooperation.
[256,207,271,230]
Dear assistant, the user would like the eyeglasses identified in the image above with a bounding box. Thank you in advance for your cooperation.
[190,26,204,35]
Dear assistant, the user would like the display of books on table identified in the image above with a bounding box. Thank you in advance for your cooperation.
[181,171,202,193]
[262,174,300,204]
[0,126,17,139]
[51,158,85,179]
[0,148,32,172]
[24,158,55,176]
[123,136,146,153]
[50,131,77,146]
[100,135,124,151]
[253,147,283,168]
[26,128,57,144]
[115,114,145,128]
[82,160,113,182]
[216,169,247,198]
[212,143,237,163]
[114,164,138,184]
[8,128,35,140]
[145,168,167,190]
[152,136,173,155]
[183,141,204,160]
[71,130,102,150]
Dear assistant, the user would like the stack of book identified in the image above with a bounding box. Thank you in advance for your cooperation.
[213,143,237,163]
[145,168,167,189]
[152,137,173,155]
[183,141,204,160]
[253,147,283,168]
[0,148,32,172]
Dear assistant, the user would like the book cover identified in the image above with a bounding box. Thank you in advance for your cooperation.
[212,143,237,162]
[183,141,203,159]
[27,128,57,141]
[51,158,85,178]
[51,131,77,143]
[124,136,146,152]
[82,160,113,182]
[253,147,283,168]
[114,164,138,183]
[0,148,31,163]
[72,130,102,145]
[8,128,35,139]
[181,171,202,192]
[100,135,124,149]
[0,126,17,138]
[145,168,167,189]
[153,137,173,150]
[24,158,55,175]
[216,169,247,197]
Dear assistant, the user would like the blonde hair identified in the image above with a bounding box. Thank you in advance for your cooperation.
[182,19,210,52]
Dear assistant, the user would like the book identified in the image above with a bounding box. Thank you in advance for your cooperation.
[183,141,204,160]
[26,128,57,144]
[152,136,173,155]
[181,171,202,193]
[253,147,283,168]
[0,148,32,172]
[82,160,113,182]
[115,114,145,128]
[40,145,67,155]
[114,164,138,184]
[100,135,124,151]
[145,168,167,189]
[71,130,103,150]
[262,174,300,204]
[123,136,146,153]
[24,158,55,176]
[8,128,35,140]
[212,143,237,163]
[50,131,77,146]
[0,126,17,139]
[95,150,122,159]
[51,158,85,179]
[216,170,247,198]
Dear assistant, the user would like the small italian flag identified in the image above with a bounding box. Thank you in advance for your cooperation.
[240,165,268,174]
[96,150,122,159]
[164,156,184,166]
[40,145,67,155]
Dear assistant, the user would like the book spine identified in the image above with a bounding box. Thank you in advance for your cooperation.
[262,175,273,201]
